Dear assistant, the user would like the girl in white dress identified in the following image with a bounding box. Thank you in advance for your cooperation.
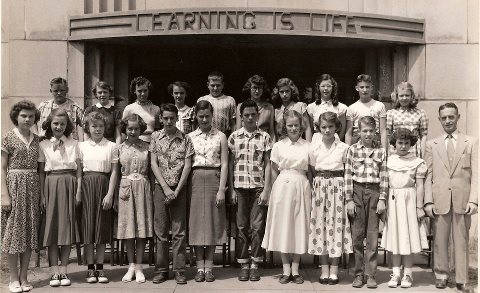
[381,128,428,288]
[262,110,312,285]
[308,112,353,285]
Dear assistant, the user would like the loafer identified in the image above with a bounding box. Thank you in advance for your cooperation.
[366,275,377,289]
[152,272,169,284]
[8,281,22,293]
[20,281,33,292]
[456,283,474,293]
[279,274,291,284]
[96,270,109,283]
[292,274,304,284]
[328,276,339,285]
[238,267,249,281]
[86,269,98,283]
[435,278,448,289]
[49,274,61,287]
[249,268,260,281]
[205,271,215,282]
[59,273,71,286]
[194,271,205,282]
[174,271,187,284]
[352,275,364,288]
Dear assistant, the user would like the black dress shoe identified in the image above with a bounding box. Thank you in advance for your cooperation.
[249,268,260,281]
[456,283,474,293]
[319,277,328,284]
[328,276,339,285]
[435,278,447,289]
[152,272,168,284]
[279,274,291,284]
[238,267,249,281]
[205,271,215,282]
[174,271,187,284]
[292,275,304,284]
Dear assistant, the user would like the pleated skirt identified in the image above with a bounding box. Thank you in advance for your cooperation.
[81,172,112,244]
[189,168,227,246]
[43,170,80,246]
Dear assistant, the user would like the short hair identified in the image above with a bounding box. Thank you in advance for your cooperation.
[356,74,373,85]
[9,100,40,126]
[167,81,191,97]
[120,114,148,135]
[318,111,342,133]
[50,77,68,88]
[358,116,376,130]
[281,110,306,137]
[129,76,153,96]
[92,81,113,97]
[438,102,459,115]
[272,78,300,109]
[391,82,418,109]
[314,74,339,106]
[241,74,270,102]
[83,112,107,136]
[195,100,214,114]
[240,99,259,115]
[41,108,74,139]
[390,128,418,147]
[207,71,224,83]
[159,103,179,117]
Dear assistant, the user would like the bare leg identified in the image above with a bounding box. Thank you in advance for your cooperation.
[59,245,70,268]
[122,239,136,282]
[195,246,205,271]
[84,244,95,265]
[204,246,215,272]
[291,254,301,276]
[7,253,20,283]
[403,255,413,276]
[135,239,146,265]
[48,246,59,269]
[19,249,32,283]
[96,244,106,264]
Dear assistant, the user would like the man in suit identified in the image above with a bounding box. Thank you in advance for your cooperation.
[424,102,477,292]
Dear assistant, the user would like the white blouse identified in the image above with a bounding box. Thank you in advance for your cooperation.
[79,138,119,173]
[38,136,79,171]
[309,133,348,171]
[270,137,309,171]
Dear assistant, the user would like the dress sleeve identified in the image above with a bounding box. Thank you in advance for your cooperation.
[386,110,393,134]
[38,144,46,163]
[185,135,195,158]
[378,102,387,118]
[121,105,131,119]
[230,97,236,119]
[298,102,308,115]
[148,132,157,153]
[270,142,280,165]
[111,144,119,163]
[1,134,10,154]
[416,160,428,179]
[264,133,273,152]
[419,109,429,137]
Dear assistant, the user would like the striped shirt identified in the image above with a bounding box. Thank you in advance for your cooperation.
[197,94,236,133]
[344,141,388,201]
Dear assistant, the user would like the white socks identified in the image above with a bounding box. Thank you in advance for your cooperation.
[404,267,413,277]
[320,265,329,279]
[330,265,338,279]
[392,266,401,276]
[282,264,291,276]
[122,263,135,282]
[291,262,300,276]
[196,260,205,272]
[135,263,145,283]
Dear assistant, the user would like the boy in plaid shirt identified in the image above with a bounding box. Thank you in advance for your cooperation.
[345,116,388,289]
[228,99,272,282]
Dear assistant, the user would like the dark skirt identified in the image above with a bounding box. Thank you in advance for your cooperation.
[43,170,80,246]
[189,168,226,246]
[81,172,112,244]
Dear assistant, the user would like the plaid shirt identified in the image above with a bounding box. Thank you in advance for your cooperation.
[149,129,195,187]
[386,107,428,138]
[228,128,272,189]
[344,141,388,201]
[37,98,83,140]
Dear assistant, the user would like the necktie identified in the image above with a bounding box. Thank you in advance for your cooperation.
[53,139,65,155]
[447,134,455,167]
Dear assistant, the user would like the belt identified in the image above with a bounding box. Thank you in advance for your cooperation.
[122,173,146,180]
[46,169,76,175]
[315,170,344,178]
[84,171,109,175]
[8,169,37,173]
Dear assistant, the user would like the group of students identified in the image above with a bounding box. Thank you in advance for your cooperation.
[1,71,477,293]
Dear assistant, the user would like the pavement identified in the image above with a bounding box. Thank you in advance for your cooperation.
[1,260,477,293]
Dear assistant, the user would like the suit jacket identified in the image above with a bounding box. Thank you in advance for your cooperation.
[424,132,478,215]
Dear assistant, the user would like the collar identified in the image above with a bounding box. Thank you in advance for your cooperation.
[443,130,459,140]
[158,128,183,140]
[320,99,333,106]
[50,98,72,106]
[355,140,374,149]
[191,127,216,137]
[87,137,108,146]
[318,135,340,149]
[13,128,34,146]
[285,137,306,146]
[237,127,261,138]
[136,99,152,106]
[96,101,113,109]
[280,102,295,112]
[124,139,145,148]
[50,135,67,143]
[177,105,189,112]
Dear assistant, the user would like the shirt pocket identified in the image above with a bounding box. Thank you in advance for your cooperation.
[119,180,132,201]
[352,157,365,172]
